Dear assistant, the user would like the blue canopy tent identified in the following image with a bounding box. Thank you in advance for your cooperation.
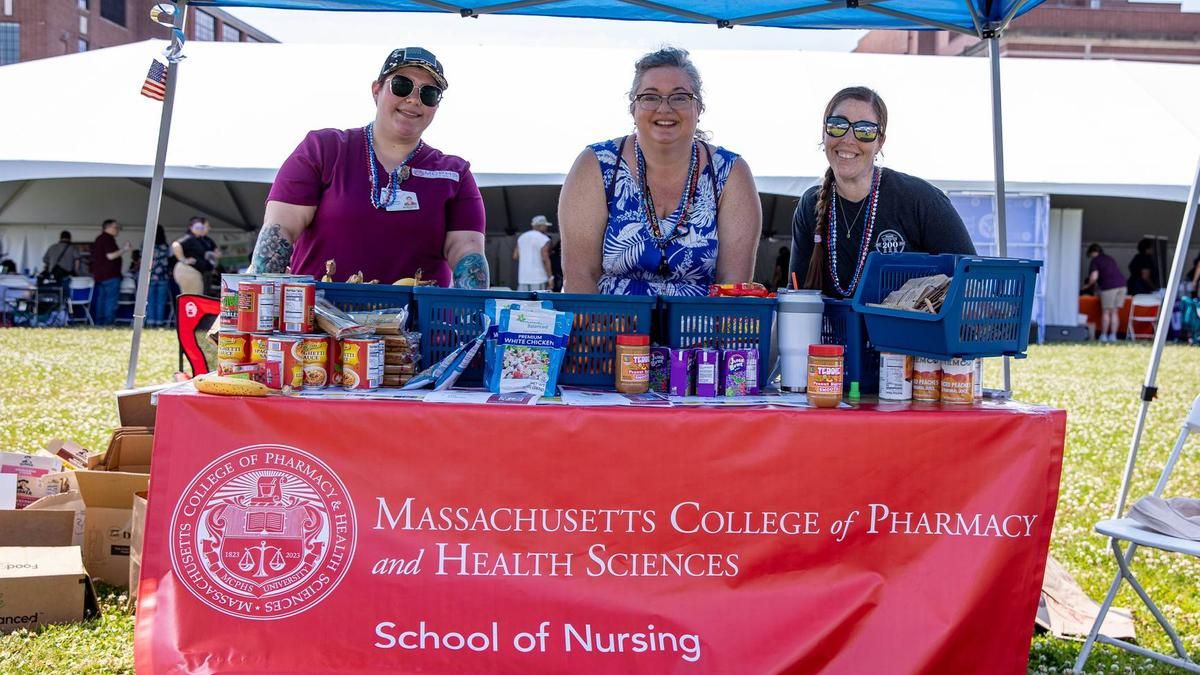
[128,0,1045,389]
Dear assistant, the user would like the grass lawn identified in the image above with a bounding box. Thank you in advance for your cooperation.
[1,328,1198,674]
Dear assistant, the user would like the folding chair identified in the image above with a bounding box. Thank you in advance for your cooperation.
[1127,294,1161,341]
[175,294,221,377]
[1075,394,1200,673]
[67,276,94,325]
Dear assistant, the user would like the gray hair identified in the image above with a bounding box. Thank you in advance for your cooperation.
[628,46,705,114]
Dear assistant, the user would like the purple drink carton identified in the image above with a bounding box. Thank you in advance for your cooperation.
[649,346,671,394]
[694,348,719,397]
[721,348,760,396]
[669,348,695,397]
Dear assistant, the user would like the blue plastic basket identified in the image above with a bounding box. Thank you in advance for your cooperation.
[534,292,656,387]
[851,253,1042,360]
[413,286,535,385]
[821,298,880,395]
[316,282,414,327]
[659,295,776,388]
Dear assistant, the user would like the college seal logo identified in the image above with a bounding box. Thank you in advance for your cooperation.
[875,229,907,254]
[169,444,356,620]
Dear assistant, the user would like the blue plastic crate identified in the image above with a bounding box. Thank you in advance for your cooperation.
[659,295,775,388]
[821,298,880,395]
[533,292,655,387]
[851,253,1042,360]
[413,286,535,385]
[316,282,414,327]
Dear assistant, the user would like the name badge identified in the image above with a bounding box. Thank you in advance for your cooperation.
[382,189,420,212]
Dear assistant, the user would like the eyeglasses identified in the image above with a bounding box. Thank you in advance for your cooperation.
[634,92,698,111]
[390,75,443,107]
[825,116,882,142]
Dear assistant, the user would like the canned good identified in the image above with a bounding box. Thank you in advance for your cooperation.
[219,274,256,330]
[249,333,271,363]
[301,333,332,389]
[974,358,984,400]
[238,281,276,333]
[217,330,251,374]
[341,337,383,391]
[912,357,942,402]
[878,352,913,401]
[941,358,976,405]
[260,274,314,328]
[264,335,305,390]
[331,337,343,386]
[281,281,317,334]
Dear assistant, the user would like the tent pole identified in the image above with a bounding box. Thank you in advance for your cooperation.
[988,36,1012,393]
[1113,154,1200,519]
[126,0,187,390]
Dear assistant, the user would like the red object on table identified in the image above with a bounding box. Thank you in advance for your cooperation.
[136,391,1065,674]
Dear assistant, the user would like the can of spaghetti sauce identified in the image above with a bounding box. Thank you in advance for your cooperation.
[301,333,332,389]
[264,335,305,390]
[341,337,383,391]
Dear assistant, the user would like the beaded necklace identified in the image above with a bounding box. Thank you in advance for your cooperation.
[634,137,700,277]
[364,123,423,210]
[827,166,882,297]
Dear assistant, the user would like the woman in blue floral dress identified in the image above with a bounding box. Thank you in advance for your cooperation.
[558,47,762,296]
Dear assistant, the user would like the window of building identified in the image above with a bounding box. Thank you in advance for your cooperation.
[0,22,17,65]
[80,15,88,34]
[245,35,259,43]
[3,0,12,17]
[100,0,125,26]
[77,0,88,9]
[194,11,215,41]
[78,38,88,52]
[222,25,241,42]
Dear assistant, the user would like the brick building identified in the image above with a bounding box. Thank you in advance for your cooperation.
[855,0,1200,63]
[0,1,275,66]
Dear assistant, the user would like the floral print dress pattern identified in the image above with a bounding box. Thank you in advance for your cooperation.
[590,137,738,297]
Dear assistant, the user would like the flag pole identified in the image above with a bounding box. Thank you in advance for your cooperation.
[126,1,188,390]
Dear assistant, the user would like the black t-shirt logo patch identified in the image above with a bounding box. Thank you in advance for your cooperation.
[876,229,906,254]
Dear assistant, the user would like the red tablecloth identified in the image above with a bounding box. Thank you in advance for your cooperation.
[135,391,1065,675]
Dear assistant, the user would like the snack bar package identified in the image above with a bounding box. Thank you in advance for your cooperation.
[486,307,573,397]
[721,348,760,396]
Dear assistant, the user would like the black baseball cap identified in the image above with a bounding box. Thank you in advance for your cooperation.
[379,47,448,90]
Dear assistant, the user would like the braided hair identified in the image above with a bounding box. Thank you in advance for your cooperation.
[802,86,888,294]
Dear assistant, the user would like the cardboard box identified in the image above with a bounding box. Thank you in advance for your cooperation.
[129,491,148,606]
[25,471,149,585]
[115,383,173,428]
[0,509,75,547]
[0,452,64,509]
[0,473,14,510]
[42,439,95,471]
[0,546,97,634]
[100,428,153,474]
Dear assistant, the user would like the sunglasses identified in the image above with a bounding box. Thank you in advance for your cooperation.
[825,116,882,142]
[390,75,443,107]
[634,92,698,111]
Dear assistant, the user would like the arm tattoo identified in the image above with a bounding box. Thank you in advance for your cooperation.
[249,223,294,274]
[452,252,490,289]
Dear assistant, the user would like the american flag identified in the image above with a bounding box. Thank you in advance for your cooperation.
[140,60,168,101]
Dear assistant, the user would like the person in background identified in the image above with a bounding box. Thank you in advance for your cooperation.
[173,216,219,296]
[559,47,761,296]
[1127,237,1160,296]
[1188,255,1200,297]
[90,219,128,325]
[42,230,80,283]
[1083,243,1126,343]
[249,47,488,288]
[0,260,16,275]
[771,246,790,290]
[548,236,564,292]
[514,214,554,291]
[147,225,172,327]
[790,87,975,299]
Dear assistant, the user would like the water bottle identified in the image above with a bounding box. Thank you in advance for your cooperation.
[776,289,824,392]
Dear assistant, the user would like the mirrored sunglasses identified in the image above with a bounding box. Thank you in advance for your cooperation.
[825,116,881,142]
[391,75,443,107]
